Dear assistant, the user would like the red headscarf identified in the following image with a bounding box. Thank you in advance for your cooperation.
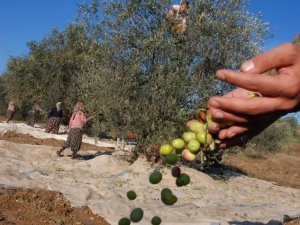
[75,102,84,110]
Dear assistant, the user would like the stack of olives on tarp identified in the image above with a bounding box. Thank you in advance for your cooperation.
[159,108,221,166]
[119,167,190,225]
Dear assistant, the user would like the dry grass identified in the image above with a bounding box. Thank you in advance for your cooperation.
[0,114,27,123]
[0,115,6,122]
[223,143,300,189]
[224,125,300,189]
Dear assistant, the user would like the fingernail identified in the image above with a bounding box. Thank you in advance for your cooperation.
[209,123,220,133]
[241,60,254,72]
[210,100,220,108]
[216,71,225,80]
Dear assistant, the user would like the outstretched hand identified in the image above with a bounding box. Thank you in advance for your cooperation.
[87,112,100,121]
[208,43,300,143]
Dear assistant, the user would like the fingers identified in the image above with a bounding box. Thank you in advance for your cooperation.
[218,136,244,149]
[240,43,299,74]
[208,96,294,115]
[218,113,279,143]
[218,125,249,140]
[217,69,298,98]
[216,44,300,98]
[216,69,292,97]
[208,121,220,134]
[223,88,252,98]
[209,108,249,124]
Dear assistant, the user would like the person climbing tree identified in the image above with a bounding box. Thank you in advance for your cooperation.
[168,0,190,34]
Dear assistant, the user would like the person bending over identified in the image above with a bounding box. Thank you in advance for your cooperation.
[45,102,63,134]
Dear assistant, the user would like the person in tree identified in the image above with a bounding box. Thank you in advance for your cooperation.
[45,102,63,134]
[56,101,95,159]
[6,100,16,123]
[168,0,190,34]
[27,102,43,127]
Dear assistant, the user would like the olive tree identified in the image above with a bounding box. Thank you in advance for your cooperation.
[77,0,269,157]
[2,24,97,117]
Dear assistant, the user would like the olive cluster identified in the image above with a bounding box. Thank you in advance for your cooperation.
[159,109,221,167]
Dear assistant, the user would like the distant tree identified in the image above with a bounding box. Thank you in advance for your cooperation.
[2,24,97,116]
[293,32,300,46]
[0,76,6,115]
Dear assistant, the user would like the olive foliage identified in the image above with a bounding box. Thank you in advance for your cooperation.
[2,25,96,115]
[77,0,269,155]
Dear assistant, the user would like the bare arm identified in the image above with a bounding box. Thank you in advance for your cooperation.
[167,7,175,18]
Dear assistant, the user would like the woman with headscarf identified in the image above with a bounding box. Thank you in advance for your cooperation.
[6,100,16,123]
[56,101,95,159]
[45,102,63,134]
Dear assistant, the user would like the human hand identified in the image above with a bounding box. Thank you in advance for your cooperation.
[87,112,98,121]
[208,43,300,141]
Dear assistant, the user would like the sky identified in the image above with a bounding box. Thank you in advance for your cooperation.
[0,0,81,74]
[0,0,299,121]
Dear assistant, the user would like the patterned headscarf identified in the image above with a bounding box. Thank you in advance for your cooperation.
[56,102,62,111]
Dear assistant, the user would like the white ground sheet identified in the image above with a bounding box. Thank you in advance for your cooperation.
[0,122,299,225]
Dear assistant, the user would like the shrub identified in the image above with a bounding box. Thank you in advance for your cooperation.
[243,117,298,155]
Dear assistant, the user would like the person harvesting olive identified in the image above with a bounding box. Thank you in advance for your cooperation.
[168,0,190,34]
[56,101,96,159]
[6,100,16,123]
[45,102,63,134]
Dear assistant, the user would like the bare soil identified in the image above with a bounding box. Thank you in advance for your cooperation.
[0,131,114,152]
[223,143,300,189]
[0,187,110,225]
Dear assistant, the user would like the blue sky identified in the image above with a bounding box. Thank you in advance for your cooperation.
[0,0,80,73]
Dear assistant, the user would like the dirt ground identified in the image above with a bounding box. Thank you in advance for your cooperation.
[0,131,114,152]
[0,187,110,225]
[223,143,300,189]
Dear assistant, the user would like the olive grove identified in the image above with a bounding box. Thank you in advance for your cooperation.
[1,0,270,156]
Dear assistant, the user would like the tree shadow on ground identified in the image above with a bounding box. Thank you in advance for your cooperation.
[66,151,113,160]
[228,220,282,225]
[179,159,246,181]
